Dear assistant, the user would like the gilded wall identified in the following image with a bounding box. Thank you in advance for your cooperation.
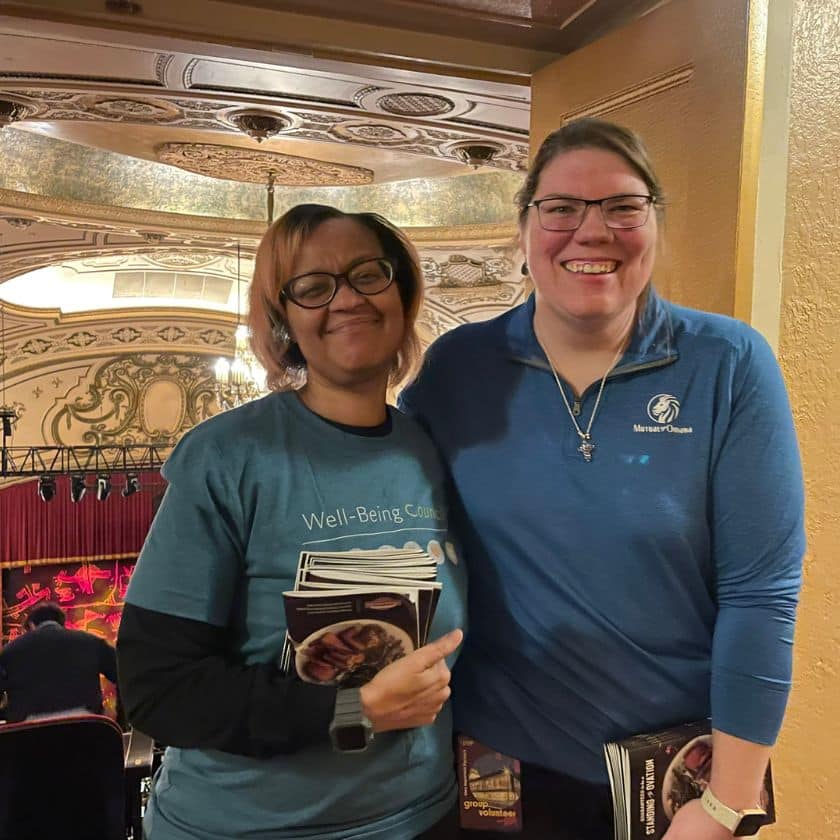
[772,1,840,837]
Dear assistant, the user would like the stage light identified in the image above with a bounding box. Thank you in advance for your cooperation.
[37,475,56,502]
[121,473,140,497]
[70,475,87,503]
[96,474,112,501]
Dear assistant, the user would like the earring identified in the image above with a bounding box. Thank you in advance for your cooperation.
[521,261,529,276]
[271,320,291,346]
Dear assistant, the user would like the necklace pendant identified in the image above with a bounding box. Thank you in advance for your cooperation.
[578,437,595,463]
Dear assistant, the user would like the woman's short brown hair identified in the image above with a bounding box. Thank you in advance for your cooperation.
[248,203,424,392]
[515,117,666,224]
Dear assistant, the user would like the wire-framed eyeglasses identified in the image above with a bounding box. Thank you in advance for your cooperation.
[280,257,396,309]
[527,194,655,231]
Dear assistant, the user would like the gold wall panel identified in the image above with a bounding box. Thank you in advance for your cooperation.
[530,0,752,317]
[774,1,840,837]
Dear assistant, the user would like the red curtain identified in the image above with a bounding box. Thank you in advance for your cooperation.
[1,474,165,718]
[0,475,163,567]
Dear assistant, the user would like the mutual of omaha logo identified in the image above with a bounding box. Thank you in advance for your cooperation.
[647,394,681,424]
[633,394,692,435]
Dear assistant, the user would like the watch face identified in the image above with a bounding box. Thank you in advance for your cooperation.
[332,724,370,753]
[734,812,767,836]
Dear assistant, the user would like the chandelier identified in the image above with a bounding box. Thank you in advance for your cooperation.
[214,243,268,411]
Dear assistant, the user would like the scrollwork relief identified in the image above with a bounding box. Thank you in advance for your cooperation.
[48,353,218,447]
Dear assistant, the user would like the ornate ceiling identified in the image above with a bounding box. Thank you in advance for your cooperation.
[0,1,660,315]
[0,0,662,458]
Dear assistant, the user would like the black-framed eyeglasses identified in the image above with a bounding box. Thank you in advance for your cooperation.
[280,257,396,309]
[527,194,655,231]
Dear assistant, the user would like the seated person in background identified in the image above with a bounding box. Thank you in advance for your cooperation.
[0,602,117,723]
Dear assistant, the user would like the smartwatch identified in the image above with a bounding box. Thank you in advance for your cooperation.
[328,688,374,753]
[701,787,767,836]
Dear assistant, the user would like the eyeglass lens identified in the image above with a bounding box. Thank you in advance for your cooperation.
[284,258,394,308]
[536,195,651,230]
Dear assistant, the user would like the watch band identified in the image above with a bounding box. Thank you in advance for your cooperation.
[329,688,374,753]
[701,787,766,836]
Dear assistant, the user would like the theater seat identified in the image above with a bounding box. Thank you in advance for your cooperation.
[0,713,127,840]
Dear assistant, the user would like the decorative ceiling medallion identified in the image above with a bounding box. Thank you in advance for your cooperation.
[217,106,298,136]
[376,93,455,117]
[443,139,507,168]
[329,121,420,146]
[228,109,292,142]
[156,143,374,186]
[77,95,181,122]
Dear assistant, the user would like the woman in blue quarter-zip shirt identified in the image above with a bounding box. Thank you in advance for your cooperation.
[401,118,804,840]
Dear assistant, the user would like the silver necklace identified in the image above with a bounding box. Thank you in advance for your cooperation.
[538,339,624,463]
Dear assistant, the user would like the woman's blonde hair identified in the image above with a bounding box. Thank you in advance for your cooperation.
[248,203,423,392]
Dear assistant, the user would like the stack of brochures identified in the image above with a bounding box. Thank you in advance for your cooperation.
[604,720,775,840]
[281,547,441,687]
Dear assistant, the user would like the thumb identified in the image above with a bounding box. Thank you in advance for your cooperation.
[413,628,463,669]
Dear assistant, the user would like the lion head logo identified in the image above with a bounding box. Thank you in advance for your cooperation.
[647,394,681,424]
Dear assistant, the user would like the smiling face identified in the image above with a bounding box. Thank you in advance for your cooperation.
[283,217,406,390]
[521,147,658,331]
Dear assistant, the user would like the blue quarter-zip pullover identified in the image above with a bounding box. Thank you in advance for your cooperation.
[401,291,804,783]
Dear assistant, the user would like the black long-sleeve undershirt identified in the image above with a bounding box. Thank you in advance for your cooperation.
[117,603,337,758]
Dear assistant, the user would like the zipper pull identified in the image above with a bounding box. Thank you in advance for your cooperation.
[572,399,582,416]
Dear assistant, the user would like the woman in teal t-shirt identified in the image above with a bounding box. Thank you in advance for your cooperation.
[118,204,466,840]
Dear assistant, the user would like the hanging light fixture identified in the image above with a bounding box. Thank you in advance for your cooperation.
[70,475,88,503]
[37,475,56,502]
[214,243,268,411]
[122,473,141,497]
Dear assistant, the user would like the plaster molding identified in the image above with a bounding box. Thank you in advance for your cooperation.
[0,85,527,170]
[561,64,695,122]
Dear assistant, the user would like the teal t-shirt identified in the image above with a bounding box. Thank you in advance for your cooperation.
[126,391,468,839]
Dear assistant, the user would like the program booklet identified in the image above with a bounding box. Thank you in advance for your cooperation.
[457,734,522,833]
[604,721,776,840]
[281,547,440,687]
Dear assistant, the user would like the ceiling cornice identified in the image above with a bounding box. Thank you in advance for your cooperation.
[0,2,546,82]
